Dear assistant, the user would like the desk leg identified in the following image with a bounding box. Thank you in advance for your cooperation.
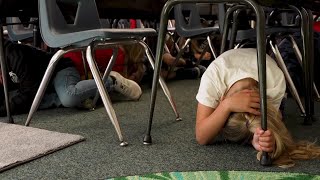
[0,24,14,123]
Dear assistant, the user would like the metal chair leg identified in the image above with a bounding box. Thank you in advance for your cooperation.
[86,43,128,147]
[289,35,320,101]
[139,41,181,122]
[25,49,66,126]
[92,47,119,107]
[0,24,14,123]
[300,7,314,124]
[268,39,306,115]
[207,35,217,59]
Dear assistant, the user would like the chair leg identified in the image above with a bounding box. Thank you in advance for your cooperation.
[165,38,190,80]
[228,9,240,50]
[25,49,66,126]
[81,51,89,80]
[0,24,14,123]
[300,8,314,124]
[139,41,181,121]
[92,47,119,107]
[306,9,315,115]
[143,3,172,144]
[206,35,217,59]
[86,44,128,147]
[268,40,306,115]
[289,35,320,101]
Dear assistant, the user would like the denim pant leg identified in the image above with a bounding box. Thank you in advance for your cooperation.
[53,67,114,108]
[39,92,62,110]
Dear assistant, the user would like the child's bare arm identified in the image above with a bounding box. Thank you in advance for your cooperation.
[196,101,231,145]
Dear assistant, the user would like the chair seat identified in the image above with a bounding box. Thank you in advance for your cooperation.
[42,27,157,48]
[235,26,299,41]
[177,26,219,38]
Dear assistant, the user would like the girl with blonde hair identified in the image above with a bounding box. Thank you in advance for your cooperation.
[196,48,279,164]
[121,44,146,83]
[196,48,320,168]
[223,100,320,168]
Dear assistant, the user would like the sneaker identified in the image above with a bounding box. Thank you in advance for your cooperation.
[110,71,142,100]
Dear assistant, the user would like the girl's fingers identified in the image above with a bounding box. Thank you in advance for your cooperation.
[248,108,261,116]
[250,102,260,109]
[259,136,273,143]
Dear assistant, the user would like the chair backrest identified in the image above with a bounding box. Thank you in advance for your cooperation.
[39,0,102,48]
[174,3,203,34]
[6,17,34,42]
[174,3,221,38]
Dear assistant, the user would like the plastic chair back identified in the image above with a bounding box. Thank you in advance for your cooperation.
[174,3,216,37]
[6,17,34,41]
[39,0,102,48]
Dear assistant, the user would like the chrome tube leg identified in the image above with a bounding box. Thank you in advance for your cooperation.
[92,47,119,107]
[86,44,127,146]
[289,35,320,101]
[25,50,66,126]
[269,40,305,115]
[139,41,181,121]
[206,36,217,59]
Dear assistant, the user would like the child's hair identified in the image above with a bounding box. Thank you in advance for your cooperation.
[121,44,145,83]
[222,100,320,168]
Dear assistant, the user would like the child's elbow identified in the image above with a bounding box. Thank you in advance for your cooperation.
[196,133,212,145]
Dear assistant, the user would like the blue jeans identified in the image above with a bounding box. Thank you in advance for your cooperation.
[39,67,114,109]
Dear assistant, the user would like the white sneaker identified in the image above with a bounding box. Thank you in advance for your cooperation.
[110,71,142,100]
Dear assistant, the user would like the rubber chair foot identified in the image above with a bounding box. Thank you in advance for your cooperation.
[120,141,129,147]
[176,117,182,121]
[143,135,152,145]
[260,152,272,166]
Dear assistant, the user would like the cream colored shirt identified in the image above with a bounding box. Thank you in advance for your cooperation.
[196,48,286,110]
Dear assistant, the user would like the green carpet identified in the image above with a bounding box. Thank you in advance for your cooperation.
[109,171,320,180]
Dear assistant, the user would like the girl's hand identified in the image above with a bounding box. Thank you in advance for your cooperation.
[252,127,275,153]
[223,89,261,115]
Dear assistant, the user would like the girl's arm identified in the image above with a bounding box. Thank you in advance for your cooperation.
[196,101,231,145]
